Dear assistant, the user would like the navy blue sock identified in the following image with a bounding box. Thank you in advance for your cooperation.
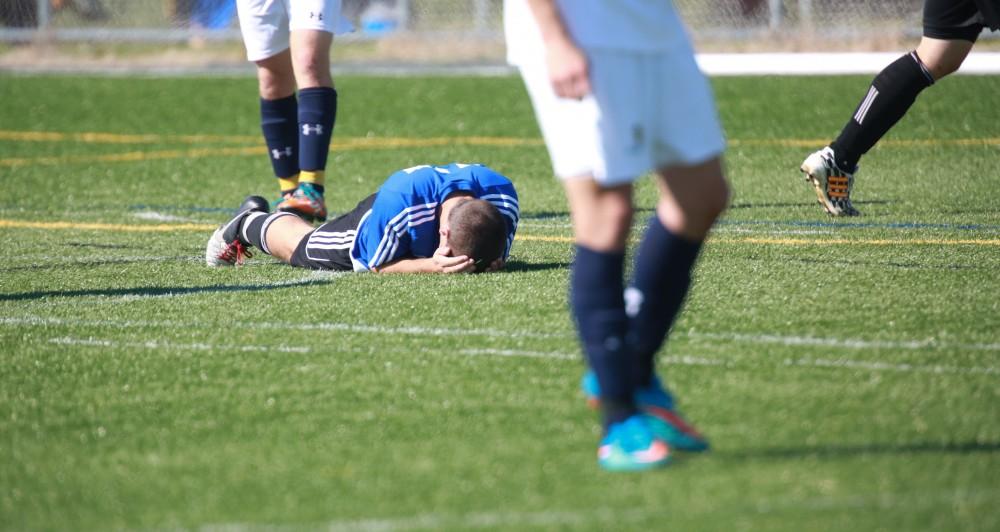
[570,245,637,428]
[260,95,300,179]
[627,217,703,388]
[297,87,337,174]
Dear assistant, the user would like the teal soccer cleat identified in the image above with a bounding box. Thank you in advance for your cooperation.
[598,414,671,472]
[583,371,709,452]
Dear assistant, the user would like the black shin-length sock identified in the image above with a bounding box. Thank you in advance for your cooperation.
[830,51,934,171]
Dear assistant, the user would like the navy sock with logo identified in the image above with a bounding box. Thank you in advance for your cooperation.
[297,87,337,175]
[626,217,703,388]
[260,95,300,181]
[570,245,637,429]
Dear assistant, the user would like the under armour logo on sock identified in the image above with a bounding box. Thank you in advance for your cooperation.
[310,11,323,20]
[302,124,324,136]
[271,147,293,160]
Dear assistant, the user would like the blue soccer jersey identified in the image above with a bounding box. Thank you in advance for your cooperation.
[350,163,520,271]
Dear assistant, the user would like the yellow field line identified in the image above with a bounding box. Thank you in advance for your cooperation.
[727,138,1000,148]
[0,130,261,144]
[3,220,998,246]
[0,220,215,232]
[3,129,998,148]
[0,137,546,167]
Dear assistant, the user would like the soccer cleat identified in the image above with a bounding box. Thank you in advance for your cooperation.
[598,414,671,472]
[276,182,327,222]
[800,147,860,216]
[205,195,269,267]
[583,371,710,452]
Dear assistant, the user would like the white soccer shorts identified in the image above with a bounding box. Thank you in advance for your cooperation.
[518,47,726,186]
[237,0,353,62]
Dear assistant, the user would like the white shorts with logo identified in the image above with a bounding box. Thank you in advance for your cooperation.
[237,0,353,62]
[518,46,725,186]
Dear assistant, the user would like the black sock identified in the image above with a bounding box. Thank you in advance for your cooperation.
[570,245,638,428]
[627,217,703,387]
[830,51,934,171]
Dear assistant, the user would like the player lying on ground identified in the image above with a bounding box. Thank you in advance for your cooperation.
[800,0,1000,216]
[206,163,519,274]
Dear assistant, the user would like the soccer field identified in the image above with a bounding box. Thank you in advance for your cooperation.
[1,73,998,531]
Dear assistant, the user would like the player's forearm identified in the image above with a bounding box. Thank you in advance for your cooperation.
[524,0,575,47]
[371,257,436,274]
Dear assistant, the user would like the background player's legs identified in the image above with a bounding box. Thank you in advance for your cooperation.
[256,50,302,200]
[563,178,638,429]
[280,29,338,222]
[828,36,972,172]
[629,157,728,387]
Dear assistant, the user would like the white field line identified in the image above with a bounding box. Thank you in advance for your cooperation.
[783,357,998,376]
[4,314,998,354]
[204,487,1000,531]
[49,336,310,354]
[691,331,1000,352]
[205,507,652,532]
[20,329,1000,377]
[131,211,210,223]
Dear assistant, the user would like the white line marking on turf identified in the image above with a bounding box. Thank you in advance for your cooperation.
[5,315,998,353]
[13,322,998,376]
[690,331,1000,352]
[783,357,998,376]
[459,348,576,360]
[132,211,207,223]
[49,336,311,354]
[205,507,652,532]
[206,488,1000,531]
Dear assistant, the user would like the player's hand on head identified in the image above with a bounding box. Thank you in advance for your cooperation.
[432,246,475,274]
[546,40,591,100]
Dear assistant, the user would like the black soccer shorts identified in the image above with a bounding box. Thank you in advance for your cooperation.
[923,0,992,41]
[289,193,376,271]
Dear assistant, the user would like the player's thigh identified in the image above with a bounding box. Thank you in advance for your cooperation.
[236,0,290,62]
[517,60,606,182]
[293,193,376,270]
[520,50,679,186]
[650,47,726,172]
[287,0,352,35]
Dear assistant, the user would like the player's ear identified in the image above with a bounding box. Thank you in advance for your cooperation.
[439,226,450,246]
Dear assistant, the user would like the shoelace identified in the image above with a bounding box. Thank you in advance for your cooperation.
[218,240,252,266]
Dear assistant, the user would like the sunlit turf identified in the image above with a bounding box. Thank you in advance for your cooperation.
[1,73,998,531]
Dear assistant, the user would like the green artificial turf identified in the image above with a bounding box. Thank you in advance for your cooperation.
[1,72,998,531]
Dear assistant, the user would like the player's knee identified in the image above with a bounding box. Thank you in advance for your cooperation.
[574,202,633,251]
[291,50,332,88]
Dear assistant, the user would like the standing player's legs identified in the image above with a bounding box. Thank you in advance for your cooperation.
[280,28,337,222]
[517,52,670,470]
[563,178,637,428]
[802,0,982,216]
[256,50,303,203]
